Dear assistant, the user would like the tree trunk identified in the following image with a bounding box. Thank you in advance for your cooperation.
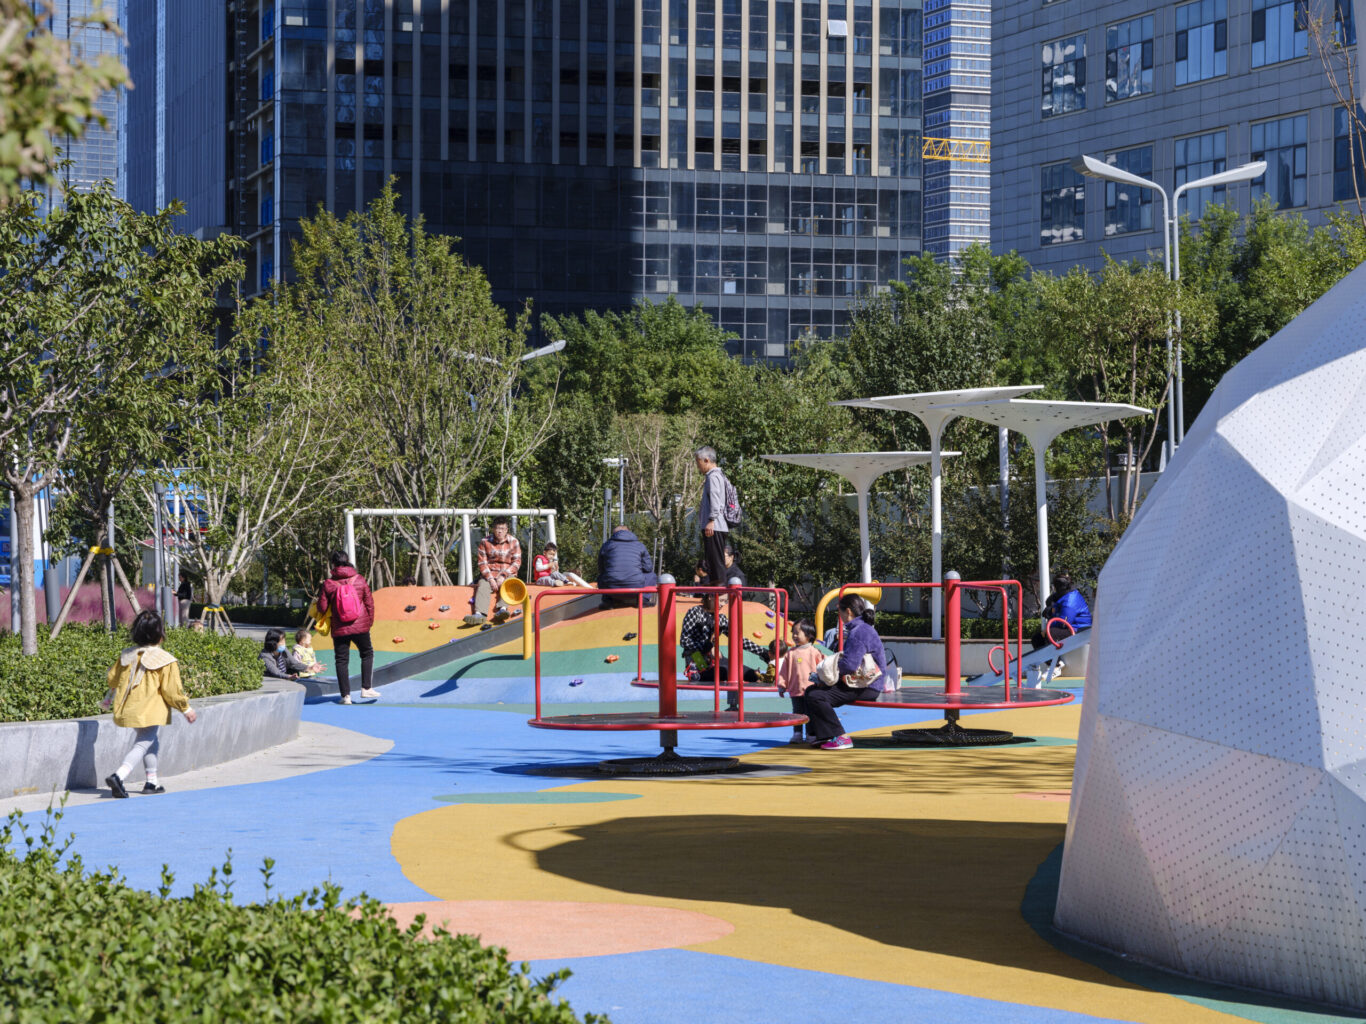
[13,487,38,655]
[417,522,432,587]
[112,557,143,618]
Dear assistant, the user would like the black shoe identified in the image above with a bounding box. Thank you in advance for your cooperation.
[142,783,166,794]
[106,773,128,799]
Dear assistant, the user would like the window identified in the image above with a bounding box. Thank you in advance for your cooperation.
[1175,130,1227,219]
[1106,16,1153,102]
[1104,146,1154,235]
[1042,35,1086,118]
[1252,0,1307,67]
[1334,106,1366,201]
[1337,0,1357,45]
[1041,162,1084,245]
[1175,0,1226,85]
[1252,114,1308,208]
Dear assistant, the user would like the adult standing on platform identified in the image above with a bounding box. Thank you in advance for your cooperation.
[317,549,378,705]
[694,446,733,594]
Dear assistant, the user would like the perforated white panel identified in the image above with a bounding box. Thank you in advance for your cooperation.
[1055,260,1366,1010]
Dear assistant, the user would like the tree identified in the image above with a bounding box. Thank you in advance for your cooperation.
[167,297,357,615]
[278,184,556,586]
[1307,0,1366,230]
[0,0,127,202]
[1179,199,1366,421]
[0,183,240,653]
[1034,257,1200,524]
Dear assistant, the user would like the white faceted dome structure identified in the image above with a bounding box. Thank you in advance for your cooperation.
[1055,261,1366,1010]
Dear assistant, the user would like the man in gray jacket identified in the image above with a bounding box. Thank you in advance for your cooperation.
[694,446,730,592]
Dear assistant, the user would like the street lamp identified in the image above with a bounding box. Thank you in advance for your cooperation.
[1170,162,1264,443]
[1070,155,1264,455]
[601,456,627,541]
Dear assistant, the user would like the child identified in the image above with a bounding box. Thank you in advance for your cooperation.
[260,628,308,681]
[101,610,196,798]
[292,626,325,677]
[532,542,589,588]
[776,620,824,745]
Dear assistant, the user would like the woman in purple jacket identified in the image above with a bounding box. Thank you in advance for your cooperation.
[794,593,888,749]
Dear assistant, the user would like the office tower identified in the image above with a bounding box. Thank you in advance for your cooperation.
[129,1,926,358]
[40,0,125,200]
[992,0,1362,275]
[921,0,988,262]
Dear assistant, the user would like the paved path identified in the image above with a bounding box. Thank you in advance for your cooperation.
[12,628,1355,1024]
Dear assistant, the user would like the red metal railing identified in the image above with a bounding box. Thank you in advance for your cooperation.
[531,583,789,722]
[834,578,1025,699]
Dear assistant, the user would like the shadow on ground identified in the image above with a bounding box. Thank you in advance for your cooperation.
[518,812,1071,967]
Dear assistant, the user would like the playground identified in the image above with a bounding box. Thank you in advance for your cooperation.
[5,575,1352,1024]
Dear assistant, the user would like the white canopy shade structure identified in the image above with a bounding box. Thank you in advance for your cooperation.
[834,386,1040,637]
[762,451,957,584]
[937,399,1150,606]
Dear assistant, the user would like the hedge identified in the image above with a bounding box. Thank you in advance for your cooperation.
[0,809,604,1024]
[0,625,262,724]
[189,603,307,628]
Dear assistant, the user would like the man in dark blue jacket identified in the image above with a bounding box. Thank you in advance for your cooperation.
[597,525,658,608]
[1032,573,1091,650]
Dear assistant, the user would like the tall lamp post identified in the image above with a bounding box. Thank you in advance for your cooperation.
[1070,154,1265,457]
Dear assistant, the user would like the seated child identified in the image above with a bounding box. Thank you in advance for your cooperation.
[533,542,589,588]
[292,626,325,677]
[776,620,824,745]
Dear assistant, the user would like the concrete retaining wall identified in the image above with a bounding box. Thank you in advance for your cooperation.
[1,679,303,797]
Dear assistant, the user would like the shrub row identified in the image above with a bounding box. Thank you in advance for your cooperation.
[0,624,262,723]
[189,603,307,628]
[0,810,603,1023]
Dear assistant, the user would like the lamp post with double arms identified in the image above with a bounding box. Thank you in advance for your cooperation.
[1070,155,1266,456]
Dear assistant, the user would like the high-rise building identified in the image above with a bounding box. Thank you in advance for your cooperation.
[127,0,926,357]
[921,0,988,261]
[40,0,125,200]
[125,1,230,234]
[992,0,1361,275]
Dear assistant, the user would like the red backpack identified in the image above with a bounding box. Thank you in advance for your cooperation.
[332,578,364,624]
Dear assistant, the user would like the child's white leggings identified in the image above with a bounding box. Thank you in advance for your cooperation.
[116,726,160,780]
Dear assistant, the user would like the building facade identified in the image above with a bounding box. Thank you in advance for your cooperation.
[39,0,125,201]
[127,0,926,357]
[921,0,988,261]
[992,0,1361,275]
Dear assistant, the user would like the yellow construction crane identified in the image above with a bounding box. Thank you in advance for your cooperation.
[922,138,990,163]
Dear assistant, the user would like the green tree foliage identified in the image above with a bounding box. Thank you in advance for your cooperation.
[0,183,241,653]
[1179,198,1366,418]
[0,0,126,202]
[284,184,553,586]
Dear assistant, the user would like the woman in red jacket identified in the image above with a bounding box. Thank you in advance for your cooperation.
[316,549,378,705]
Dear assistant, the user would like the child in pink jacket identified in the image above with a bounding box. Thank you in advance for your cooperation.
[776,620,823,745]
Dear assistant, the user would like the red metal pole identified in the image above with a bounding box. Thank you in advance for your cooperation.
[636,592,645,683]
[944,571,961,697]
[731,585,743,718]
[657,582,677,718]
[533,596,544,721]
[712,597,722,711]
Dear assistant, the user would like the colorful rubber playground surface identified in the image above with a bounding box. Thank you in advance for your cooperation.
[15,597,1356,1024]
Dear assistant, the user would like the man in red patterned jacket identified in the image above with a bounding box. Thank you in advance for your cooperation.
[465,517,522,625]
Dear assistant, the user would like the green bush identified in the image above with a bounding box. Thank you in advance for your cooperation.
[0,809,604,1024]
[0,625,261,724]
[190,603,307,628]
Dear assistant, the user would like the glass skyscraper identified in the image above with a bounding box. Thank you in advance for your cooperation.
[39,0,125,200]
[129,1,925,358]
[920,0,987,261]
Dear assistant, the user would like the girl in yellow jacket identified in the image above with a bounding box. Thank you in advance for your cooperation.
[100,610,197,798]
